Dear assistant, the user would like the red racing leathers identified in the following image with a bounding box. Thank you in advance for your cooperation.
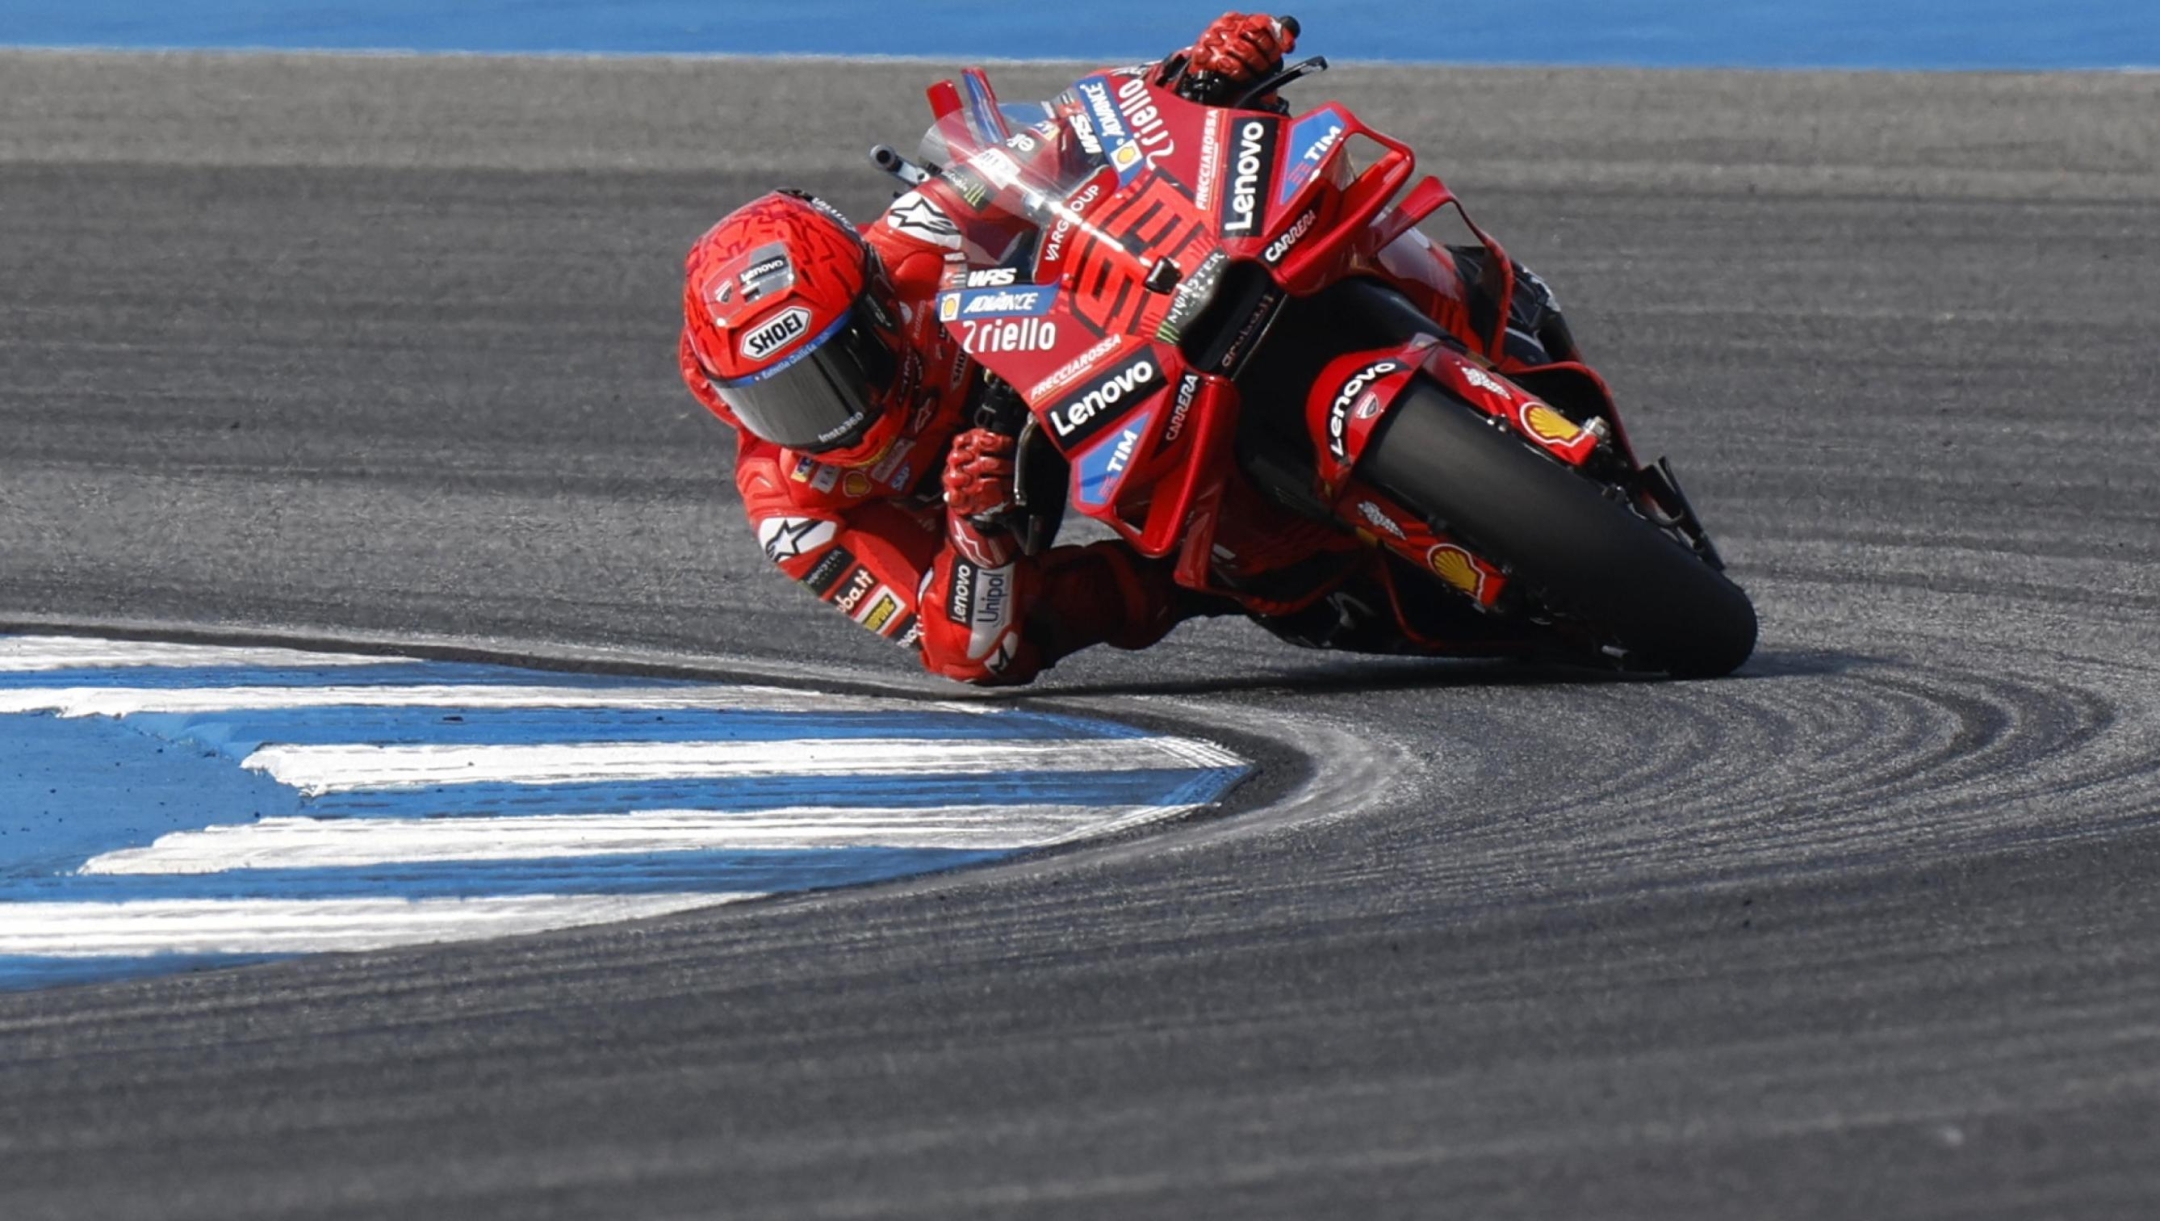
[679,59,1533,685]
[679,183,1192,684]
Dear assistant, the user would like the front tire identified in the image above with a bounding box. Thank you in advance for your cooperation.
[1360,378,1757,678]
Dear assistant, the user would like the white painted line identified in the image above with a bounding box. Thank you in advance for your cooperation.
[244,737,1247,793]
[0,683,990,718]
[0,636,409,672]
[0,894,748,957]
[78,804,1201,873]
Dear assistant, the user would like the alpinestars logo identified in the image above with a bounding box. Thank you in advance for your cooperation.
[1220,119,1277,237]
[1048,357,1161,449]
[886,191,961,249]
[757,515,837,562]
[1327,359,1404,464]
[740,306,812,361]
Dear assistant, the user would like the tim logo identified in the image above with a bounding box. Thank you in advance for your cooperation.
[740,306,812,361]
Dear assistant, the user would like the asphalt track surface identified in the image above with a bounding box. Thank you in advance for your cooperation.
[4,52,2160,1219]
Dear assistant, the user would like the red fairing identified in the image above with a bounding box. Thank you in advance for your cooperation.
[1305,343,1430,498]
[1331,478,1511,612]
[1419,344,1605,467]
[1366,229,1478,342]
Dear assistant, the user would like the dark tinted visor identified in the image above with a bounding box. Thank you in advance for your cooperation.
[710,302,899,452]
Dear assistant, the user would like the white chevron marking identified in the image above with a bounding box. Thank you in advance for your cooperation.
[0,894,748,957]
[243,737,1245,793]
[78,804,1199,873]
[0,636,407,672]
[0,683,988,717]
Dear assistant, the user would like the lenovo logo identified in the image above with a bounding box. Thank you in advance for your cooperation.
[1049,358,1161,446]
[1327,359,1404,463]
[1220,119,1276,237]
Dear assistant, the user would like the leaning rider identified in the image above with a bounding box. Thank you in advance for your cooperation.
[677,13,1571,685]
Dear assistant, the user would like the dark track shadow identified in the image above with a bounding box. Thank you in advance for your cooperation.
[1019,646,1867,700]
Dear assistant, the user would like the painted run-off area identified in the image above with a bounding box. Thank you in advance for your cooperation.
[0,637,1246,989]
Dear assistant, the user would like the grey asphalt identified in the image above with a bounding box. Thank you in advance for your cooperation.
[4,51,2160,1220]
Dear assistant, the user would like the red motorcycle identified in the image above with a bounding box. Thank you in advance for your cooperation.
[877,43,1755,678]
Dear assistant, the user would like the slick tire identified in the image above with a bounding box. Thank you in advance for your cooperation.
[1360,377,1757,678]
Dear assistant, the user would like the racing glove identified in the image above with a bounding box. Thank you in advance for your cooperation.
[942,427,1017,519]
[942,426,1020,568]
[1174,12,1297,104]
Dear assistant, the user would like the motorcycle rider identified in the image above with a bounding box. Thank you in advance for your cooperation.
[679,13,1574,684]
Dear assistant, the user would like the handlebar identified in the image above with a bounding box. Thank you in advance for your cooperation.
[1222,54,1329,111]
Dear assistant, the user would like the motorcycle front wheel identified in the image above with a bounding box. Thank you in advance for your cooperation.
[1360,377,1757,678]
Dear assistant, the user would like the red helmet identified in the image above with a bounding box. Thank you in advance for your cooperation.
[682,191,908,462]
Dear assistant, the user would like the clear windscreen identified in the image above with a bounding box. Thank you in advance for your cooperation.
[924,82,1130,281]
[923,70,1243,368]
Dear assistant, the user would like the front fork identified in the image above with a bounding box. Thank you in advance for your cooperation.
[1633,456,1726,570]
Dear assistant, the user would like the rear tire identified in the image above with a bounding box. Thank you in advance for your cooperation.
[1361,378,1757,678]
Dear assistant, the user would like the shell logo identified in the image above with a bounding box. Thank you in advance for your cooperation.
[1519,402,1583,445]
[1427,544,1489,599]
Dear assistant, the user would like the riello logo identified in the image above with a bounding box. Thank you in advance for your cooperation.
[740,306,811,361]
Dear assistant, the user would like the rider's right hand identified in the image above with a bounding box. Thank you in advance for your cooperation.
[1176,12,1297,103]
[942,427,1017,521]
[1190,12,1296,82]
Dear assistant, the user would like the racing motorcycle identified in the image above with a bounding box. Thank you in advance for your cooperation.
[875,37,1756,678]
